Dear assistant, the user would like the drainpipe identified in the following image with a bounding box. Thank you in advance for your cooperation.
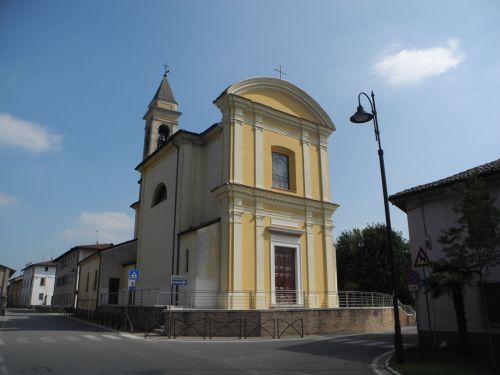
[170,138,180,306]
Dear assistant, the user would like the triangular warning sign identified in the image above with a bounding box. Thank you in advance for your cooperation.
[414,247,430,267]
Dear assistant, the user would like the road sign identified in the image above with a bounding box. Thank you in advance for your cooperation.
[414,247,430,267]
[128,269,140,280]
[171,275,188,286]
[406,270,420,285]
[408,284,419,291]
[128,279,136,291]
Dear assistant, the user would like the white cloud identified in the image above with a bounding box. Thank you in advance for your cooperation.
[374,39,465,86]
[0,192,16,206]
[0,113,62,152]
[62,211,134,245]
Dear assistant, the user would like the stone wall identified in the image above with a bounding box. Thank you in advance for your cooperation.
[80,306,415,337]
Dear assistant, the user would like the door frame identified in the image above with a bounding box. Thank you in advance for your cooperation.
[270,233,302,306]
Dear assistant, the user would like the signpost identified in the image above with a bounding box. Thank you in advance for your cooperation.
[128,269,140,291]
[171,275,188,286]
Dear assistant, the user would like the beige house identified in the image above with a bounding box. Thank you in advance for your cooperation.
[0,264,15,314]
[132,75,339,309]
[390,159,500,348]
[77,239,137,310]
[53,244,112,309]
[7,275,23,308]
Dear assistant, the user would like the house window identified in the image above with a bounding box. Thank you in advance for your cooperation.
[44,266,48,272]
[93,270,98,291]
[40,277,46,286]
[272,152,289,190]
[39,293,44,301]
[157,125,170,149]
[86,272,90,292]
[185,249,189,273]
[152,183,167,207]
[485,283,500,326]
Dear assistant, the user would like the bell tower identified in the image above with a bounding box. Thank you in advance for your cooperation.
[143,68,181,158]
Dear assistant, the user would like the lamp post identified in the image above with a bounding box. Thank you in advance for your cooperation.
[350,91,404,364]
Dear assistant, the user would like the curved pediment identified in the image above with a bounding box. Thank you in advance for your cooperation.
[223,77,335,130]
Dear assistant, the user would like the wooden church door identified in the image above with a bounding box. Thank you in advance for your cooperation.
[274,246,297,304]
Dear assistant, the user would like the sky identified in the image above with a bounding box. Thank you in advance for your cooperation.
[1,0,499,275]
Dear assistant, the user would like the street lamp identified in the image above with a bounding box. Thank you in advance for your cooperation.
[350,91,404,364]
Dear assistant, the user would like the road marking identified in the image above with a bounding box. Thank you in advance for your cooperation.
[102,334,122,340]
[364,341,391,346]
[16,338,30,344]
[0,339,4,346]
[119,333,141,340]
[332,338,351,342]
[372,350,393,375]
[40,336,56,343]
[62,336,79,342]
[347,340,372,344]
[83,335,101,341]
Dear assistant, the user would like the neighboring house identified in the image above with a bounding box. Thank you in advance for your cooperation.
[0,264,15,315]
[77,239,137,311]
[390,159,500,349]
[132,74,338,309]
[52,244,112,309]
[7,275,23,307]
[19,261,57,307]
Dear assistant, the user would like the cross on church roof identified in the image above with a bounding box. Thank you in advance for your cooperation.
[162,63,170,77]
[274,65,287,80]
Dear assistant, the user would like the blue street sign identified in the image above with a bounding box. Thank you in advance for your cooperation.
[171,275,188,286]
[406,270,419,285]
[128,269,140,280]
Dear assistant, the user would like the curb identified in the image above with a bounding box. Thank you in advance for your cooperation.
[385,352,403,375]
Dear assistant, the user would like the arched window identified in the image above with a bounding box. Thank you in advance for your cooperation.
[271,146,296,191]
[152,183,167,207]
[157,125,170,149]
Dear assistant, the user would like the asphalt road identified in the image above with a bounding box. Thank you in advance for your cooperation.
[0,309,417,374]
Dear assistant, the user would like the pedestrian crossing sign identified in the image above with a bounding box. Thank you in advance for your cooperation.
[128,269,140,280]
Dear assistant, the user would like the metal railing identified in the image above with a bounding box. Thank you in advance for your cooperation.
[98,289,415,313]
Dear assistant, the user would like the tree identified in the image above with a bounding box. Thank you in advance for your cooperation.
[335,223,412,304]
[427,258,473,353]
[431,176,500,369]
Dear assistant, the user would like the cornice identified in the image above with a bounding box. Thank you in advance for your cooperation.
[212,183,339,216]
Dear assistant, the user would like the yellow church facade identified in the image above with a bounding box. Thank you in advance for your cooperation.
[133,76,339,310]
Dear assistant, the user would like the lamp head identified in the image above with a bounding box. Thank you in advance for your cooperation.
[350,104,374,124]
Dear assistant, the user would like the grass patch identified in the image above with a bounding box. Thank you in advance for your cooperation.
[390,346,495,375]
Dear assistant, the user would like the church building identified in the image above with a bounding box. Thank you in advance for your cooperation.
[132,73,339,309]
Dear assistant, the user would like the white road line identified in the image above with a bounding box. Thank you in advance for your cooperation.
[0,339,4,346]
[82,335,101,341]
[364,341,391,347]
[102,334,122,340]
[347,340,372,344]
[372,350,393,375]
[119,333,142,340]
[16,338,30,344]
[40,337,56,343]
[332,338,351,342]
[62,336,79,342]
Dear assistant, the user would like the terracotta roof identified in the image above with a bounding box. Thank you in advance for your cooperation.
[390,158,500,204]
[53,243,113,262]
[0,264,15,272]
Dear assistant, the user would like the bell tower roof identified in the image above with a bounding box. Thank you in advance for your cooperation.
[150,73,177,106]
